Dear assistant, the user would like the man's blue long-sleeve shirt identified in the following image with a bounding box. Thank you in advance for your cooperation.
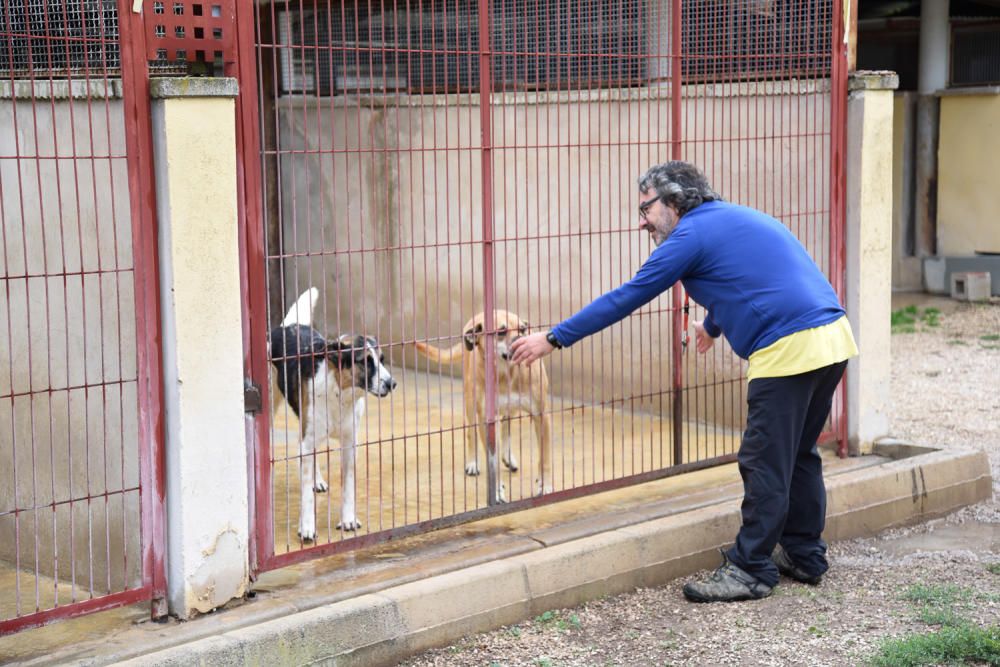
[549,201,845,360]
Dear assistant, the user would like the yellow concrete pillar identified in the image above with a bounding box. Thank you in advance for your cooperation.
[845,71,898,455]
[150,77,248,618]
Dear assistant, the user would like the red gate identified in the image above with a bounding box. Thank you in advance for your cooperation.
[0,1,166,635]
[235,0,848,572]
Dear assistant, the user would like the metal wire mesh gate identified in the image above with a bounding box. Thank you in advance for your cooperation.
[0,1,166,635]
[238,0,847,572]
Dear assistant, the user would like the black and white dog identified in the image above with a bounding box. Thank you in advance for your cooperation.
[268,288,396,540]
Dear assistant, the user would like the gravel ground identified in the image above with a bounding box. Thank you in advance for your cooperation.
[400,297,1000,667]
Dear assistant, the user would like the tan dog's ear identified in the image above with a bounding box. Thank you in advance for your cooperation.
[463,323,483,351]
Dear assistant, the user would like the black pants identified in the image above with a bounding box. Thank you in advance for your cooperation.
[725,360,848,587]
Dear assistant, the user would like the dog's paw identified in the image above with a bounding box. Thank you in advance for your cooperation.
[496,482,508,504]
[337,517,362,532]
[298,520,317,542]
[502,454,519,472]
[534,480,554,496]
[465,461,481,476]
[314,477,328,493]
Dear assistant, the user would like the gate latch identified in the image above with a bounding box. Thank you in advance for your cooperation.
[244,378,262,415]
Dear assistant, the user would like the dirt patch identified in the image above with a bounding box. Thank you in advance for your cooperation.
[401,299,1000,667]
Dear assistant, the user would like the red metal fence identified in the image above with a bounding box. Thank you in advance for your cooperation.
[238,0,847,572]
[0,0,165,636]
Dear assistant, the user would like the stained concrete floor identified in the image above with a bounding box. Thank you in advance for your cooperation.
[0,372,739,661]
[0,369,740,639]
[266,370,741,554]
[0,444,898,666]
[0,564,77,626]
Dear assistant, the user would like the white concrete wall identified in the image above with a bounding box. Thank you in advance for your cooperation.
[846,76,895,455]
[150,78,247,619]
[0,90,141,591]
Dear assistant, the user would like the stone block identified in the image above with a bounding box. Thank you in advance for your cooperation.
[950,271,992,301]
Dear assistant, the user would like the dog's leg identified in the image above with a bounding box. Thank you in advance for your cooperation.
[296,383,328,495]
[298,433,318,542]
[336,399,364,531]
[296,387,318,541]
[487,436,507,504]
[463,390,481,476]
[532,410,554,496]
[500,416,518,472]
[313,452,329,494]
[483,405,507,504]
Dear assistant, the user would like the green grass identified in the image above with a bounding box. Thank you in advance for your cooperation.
[980,334,1000,342]
[891,306,942,334]
[916,606,966,627]
[533,610,581,633]
[868,624,1000,667]
[903,583,971,606]
[988,563,1000,576]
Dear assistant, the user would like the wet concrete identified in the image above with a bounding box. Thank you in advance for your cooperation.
[880,522,1000,557]
[1,369,741,635]
[1,448,894,666]
[267,370,741,555]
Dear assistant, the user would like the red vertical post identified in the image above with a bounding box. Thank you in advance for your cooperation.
[829,0,849,457]
[231,0,271,573]
[115,0,167,618]
[670,0,684,467]
[477,0,498,503]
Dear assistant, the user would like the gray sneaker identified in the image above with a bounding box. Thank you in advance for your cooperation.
[682,551,773,602]
[772,546,823,586]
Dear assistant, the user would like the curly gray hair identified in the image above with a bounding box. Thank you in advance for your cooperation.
[637,161,723,217]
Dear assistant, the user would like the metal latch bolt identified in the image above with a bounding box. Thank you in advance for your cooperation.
[244,378,262,414]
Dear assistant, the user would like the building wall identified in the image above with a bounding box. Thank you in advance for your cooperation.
[890,93,922,290]
[274,82,832,428]
[937,93,1000,256]
[0,93,140,589]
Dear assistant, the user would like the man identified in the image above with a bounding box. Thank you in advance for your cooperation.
[509,161,858,602]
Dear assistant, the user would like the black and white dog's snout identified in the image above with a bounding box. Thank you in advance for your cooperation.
[366,356,397,397]
[371,377,397,397]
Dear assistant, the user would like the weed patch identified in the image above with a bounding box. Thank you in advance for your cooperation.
[533,610,581,633]
[916,606,965,627]
[869,624,1000,667]
[903,583,971,606]
[891,305,945,333]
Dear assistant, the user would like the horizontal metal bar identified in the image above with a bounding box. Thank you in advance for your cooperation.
[0,586,152,637]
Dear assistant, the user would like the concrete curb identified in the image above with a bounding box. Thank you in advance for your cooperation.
[108,445,992,667]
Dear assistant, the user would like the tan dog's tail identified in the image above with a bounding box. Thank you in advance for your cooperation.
[414,340,465,364]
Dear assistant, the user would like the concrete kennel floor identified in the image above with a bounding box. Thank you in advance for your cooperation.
[266,369,741,554]
[0,369,740,636]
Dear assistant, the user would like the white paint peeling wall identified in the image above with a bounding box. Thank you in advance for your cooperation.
[150,79,248,618]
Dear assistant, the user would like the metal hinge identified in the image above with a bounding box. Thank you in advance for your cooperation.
[244,378,262,415]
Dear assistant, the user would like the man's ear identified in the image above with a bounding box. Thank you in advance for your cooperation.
[463,323,483,351]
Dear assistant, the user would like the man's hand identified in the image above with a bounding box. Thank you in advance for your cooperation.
[692,320,715,353]
[509,331,554,366]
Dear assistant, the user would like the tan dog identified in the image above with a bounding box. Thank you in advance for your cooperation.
[414,310,552,502]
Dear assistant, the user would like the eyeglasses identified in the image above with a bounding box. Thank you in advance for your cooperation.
[638,195,661,221]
